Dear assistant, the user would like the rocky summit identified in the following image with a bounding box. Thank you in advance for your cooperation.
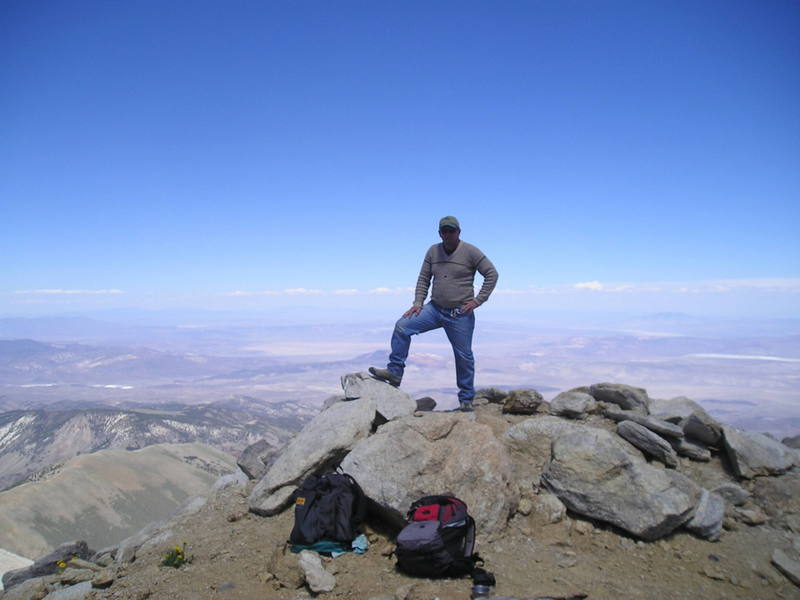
[2,376,800,599]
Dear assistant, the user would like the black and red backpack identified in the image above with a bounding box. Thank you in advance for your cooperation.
[395,495,480,578]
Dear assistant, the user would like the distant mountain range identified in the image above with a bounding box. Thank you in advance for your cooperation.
[0,396,312,491]
[0,339,274,385]
[0,442,237,558]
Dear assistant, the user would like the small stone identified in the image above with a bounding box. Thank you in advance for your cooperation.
[712,482,750,506]
[91,571,115,589]
[702,566,726,580]
[67,559,103,572]
[517,497,533,516]
[771,549,800,587]
[226,512,246,522]
[574,520,594,535]
[723,517,739,531]
[297,550,336,593]
[734,506,768,525]
[59,568,95,585]
[394,582,417,600]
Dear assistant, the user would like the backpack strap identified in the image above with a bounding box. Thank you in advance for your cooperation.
[463,515,476,557]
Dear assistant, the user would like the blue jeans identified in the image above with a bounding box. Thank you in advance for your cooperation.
[387,302,476,404]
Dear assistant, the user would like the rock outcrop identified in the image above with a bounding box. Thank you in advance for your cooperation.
[589,383,650,413]
[722,425,798,479]
[341,414,516,535]
[542,427,700,541]
[244,375,799,548]
[249,398,381,515]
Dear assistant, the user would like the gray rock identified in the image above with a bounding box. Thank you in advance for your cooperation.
[237,439,278,480]
[616,421,679,468]
[603,407,684,439]
[42,581,92,600]
[589,383,650,413]
[502,389,544,415]
[533,492,567,524]
[249,397,379,516]
[340,372,417,421]
[503,417,603,490]
[341,414,516,535]
[711,482,750,506]
[685,489,725,541]
[58,568,94,585]
[669,437,712,462]
[682,412,722,446]
[475,387,508,404]
[297,551,336,593]
[771,549,800,587]
[782,434,800,449]
[414,397,436,411]
[550,391,596,419]
[1,576,56,600]
[3,541,91,591]
[542,427,701,541]
[89,547,115,566]
[722,425,798,479]
[733,505,768,525]
[649,396,711,424]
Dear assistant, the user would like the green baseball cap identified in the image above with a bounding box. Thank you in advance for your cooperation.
[439,216,460,230]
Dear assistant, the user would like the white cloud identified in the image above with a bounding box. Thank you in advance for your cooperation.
[333,289,359,295]
[284,288,324,295]
[368,287,412,295]
[13,289,124,295]
[569,278,800,294]
[574,281,605,291]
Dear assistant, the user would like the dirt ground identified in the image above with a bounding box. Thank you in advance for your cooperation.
[87,469,800,600]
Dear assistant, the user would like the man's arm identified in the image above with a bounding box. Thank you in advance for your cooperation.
[403,249,433,317]
[473,254,498,306]
[413,249,433,305]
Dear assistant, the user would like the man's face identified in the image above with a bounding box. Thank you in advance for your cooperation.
[439,226,460,249]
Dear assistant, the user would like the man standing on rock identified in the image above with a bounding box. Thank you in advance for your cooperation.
[370,216,498,412]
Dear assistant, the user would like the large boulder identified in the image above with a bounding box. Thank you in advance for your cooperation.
[669,437,711,462]
[722,425,798,479]
[616,421,679,468]
[782,435,800,449]
[340,414,516,535]
[340,372,417,421]
[681,412,723,446]
[542,427,701,541]
[237,439,278,480]
[589,383,650,414]
[685,489,725,541]
[503,417,601,490]
[549,391,596,419]
[502,389,544,415]
[649,396,712,424]
[2,541,91,591]
[249,398,380,515]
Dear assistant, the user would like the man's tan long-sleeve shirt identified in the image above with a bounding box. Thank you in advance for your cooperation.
[413,241,499,309]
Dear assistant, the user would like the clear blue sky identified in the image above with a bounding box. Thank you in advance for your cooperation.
[2,1,798,317]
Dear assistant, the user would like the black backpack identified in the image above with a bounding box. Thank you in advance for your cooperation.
[289,472,367,547]
[395,495,478,578]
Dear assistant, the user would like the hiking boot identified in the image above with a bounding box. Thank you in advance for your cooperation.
[368,367,401,387]
[459,401,475,412]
